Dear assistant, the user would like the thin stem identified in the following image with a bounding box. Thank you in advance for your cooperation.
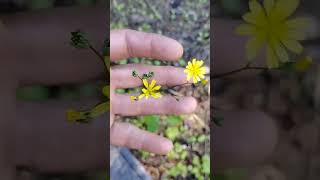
[89,45,110,74]
[169,82,191,89]
[212,63,268,79]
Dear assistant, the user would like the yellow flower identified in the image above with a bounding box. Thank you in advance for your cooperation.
[66,109,85,122]
[201,79,209,85]
[184,58,206,83]
[130,96,138,101]
[235,0,309,68]
[294,56,312,71]
[138,79,162,100]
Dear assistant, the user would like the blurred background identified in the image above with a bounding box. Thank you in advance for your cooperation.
[111,0,210,179]
[213,0,320,180]
[1,0,107,180]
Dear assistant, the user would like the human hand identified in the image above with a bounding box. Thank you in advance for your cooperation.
[110,29,197,154]
[0,6,279,178]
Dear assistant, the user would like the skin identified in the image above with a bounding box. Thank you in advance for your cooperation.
[0,5,278,179]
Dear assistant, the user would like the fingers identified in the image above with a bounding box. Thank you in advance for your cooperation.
[110,29,183,61]
[111,64,187,88]
[212,111,278,170]
[110,122,172,154]
[2,6,106,85]
[112,95,197,116]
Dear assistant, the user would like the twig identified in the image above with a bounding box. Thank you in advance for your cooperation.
[89,45,110,74]
[212,63,268,79]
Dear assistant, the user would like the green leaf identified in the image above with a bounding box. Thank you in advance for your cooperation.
[90,102,109,118]
[201,155,210,174]
[115,89,126,94]
[197,135,207,143]
[165,127,180,140]
[102,85,110,98]
[166,115,183,126]
[70,30,90,49]
[142,115,160,132]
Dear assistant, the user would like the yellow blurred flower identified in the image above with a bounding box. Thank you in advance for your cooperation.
[138,79,162,100]
[66,109,85,122]
[235,0,309,68]
[184,58,206,83]
[201,79,209,85]
[130,96,138,101]
[294,56,312,71]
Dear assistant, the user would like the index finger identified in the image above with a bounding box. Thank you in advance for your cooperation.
[110,29,183,61]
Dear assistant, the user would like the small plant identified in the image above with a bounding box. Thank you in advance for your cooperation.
[130,58,209,102]
[66,30,110,123]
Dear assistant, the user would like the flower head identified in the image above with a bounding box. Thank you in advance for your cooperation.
[66,109,86,122]
[184,58,206,83]
[138,79,162,100]
[235,0,309,68]
[130,96,138,101]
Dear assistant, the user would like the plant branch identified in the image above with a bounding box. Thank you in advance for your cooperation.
[212,63,268,79]
[89,45,110,74]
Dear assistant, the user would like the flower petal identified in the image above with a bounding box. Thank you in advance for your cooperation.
[152,85,161,91]
[138,94,145,99]
[287,30,306,40]
[245,37,265,60]
[266,45,279,68]
[281,39,303,54]
[187,75,191,81]
[142,88,148,94]
[196,60,204,67]
[264,0,275,16]
[273,0,299,20]
[143,79,149,88]
[285,17,310,29]
[271,39,289,62]
[151,92,162,99]
[149,79,156,89]
[235,24,255,35]
[192,58,197,66]
[244,1,267,26]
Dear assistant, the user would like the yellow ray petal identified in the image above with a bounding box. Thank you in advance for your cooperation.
[285,17,310,29]
[138,94,145,99]
[287,30,306,40]
[142,88,148,94]
[271,39,289,62]
[142,79,149,88]
[266,45,279,68]
[264,0,275,16]
[152,85,161,91]
[196,60,204,67]
[149,79,156,89]
[151,92,162,99]
[281,39,303,54]
[235,24,255,35]
[245,37,265,60]
[187,75,191,81]
[273,0,299,21]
